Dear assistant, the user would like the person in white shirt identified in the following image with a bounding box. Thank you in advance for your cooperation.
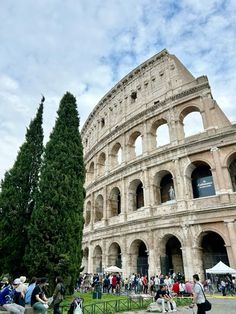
[191,274,206,314]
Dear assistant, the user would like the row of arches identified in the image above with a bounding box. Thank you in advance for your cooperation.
[85,158,236,225]
[82,231,229,276]
[86,110,205,183]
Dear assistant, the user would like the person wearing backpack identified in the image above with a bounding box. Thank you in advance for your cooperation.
[52,277,65,314]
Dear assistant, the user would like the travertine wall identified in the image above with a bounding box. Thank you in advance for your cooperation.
[81,49,236,280]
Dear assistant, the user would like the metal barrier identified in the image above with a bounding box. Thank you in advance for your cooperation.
[61,296,153,314]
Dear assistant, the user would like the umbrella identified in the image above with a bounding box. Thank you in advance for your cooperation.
[104,266,123,273]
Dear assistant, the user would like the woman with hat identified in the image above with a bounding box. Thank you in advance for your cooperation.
[0,278,25,314]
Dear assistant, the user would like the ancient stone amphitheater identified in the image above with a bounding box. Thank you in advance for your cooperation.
[81,49,236,280]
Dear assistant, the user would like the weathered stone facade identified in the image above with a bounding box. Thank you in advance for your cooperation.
[81,49,236,280]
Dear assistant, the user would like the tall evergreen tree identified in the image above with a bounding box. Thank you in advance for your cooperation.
[25,92,85,291]
[0,98,44,276]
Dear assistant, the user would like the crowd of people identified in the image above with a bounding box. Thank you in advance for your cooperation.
[0,276,65,314]
[1,272,235,314]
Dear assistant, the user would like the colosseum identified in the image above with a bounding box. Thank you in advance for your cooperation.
[81,49,236,280]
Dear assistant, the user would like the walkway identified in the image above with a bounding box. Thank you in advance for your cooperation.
[116,295,236,313]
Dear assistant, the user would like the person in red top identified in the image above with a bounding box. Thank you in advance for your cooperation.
[172,280,179,295]
[111,275,117,294]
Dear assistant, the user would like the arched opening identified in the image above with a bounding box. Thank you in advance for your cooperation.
[136,182,144,209]
[200,231,229,270]
[93,245,102,273]
[228,155,236,191]
[85,201,91,226]
[130,240,148,276]
[82,247,89,273]
[110,142,123,167]
[128,131,142,159]
[134,135,142,156]
[156,123,170,147]
[109,187,121,217]
[108,243,122,268]
[98,152,106,176]
[94,194,103,222]
[183,110,204,137]
[191,162,216,198]
[160,235,183,276]
[160,173,175,203]
[129,179,144,211]
[88,162,95,182]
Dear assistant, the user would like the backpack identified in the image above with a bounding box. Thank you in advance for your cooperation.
[60,284,66,295]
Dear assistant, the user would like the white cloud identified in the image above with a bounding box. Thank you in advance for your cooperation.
[0,0,236,179]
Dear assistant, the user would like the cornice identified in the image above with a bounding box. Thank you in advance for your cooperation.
[81,49,168,135]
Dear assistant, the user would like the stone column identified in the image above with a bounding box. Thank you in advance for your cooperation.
[175,119,185,142]
[87,243,93,273]
[143,167,151,206]
[90,192,95,230]
[210,147,224,193]
[191,246,204,279]
[181,225,195,280]
[225,219,236,268]
[102,186,108,225]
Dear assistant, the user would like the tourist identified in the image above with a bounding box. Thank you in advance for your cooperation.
[191,274,206,314]
[25,277,37,304]
[154,284,173,313]
[52,276,65,314]
[0,278,25,314]
[31,277,49,314]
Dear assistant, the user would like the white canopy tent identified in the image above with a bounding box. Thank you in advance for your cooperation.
[206,261,236,274]
[104,266,123,273]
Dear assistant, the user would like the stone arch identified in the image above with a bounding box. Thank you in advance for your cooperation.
[93,245,103,273]
[185,160,215,199]
[179,105,204,138]
[85,201,91,226]
[108,187,121,218]
[110,142,122,167]
[196,230,229,271]
[159,234,184,275]
[128,179,144,211]
[94,194,104,222]
[128,131,142,159]
[97,152,106,176]
[226,152,236,191]
[129,239,149,275]
[108,242,122,268]
[149,118,170,149]
[87,161,95,182]
[154,170,176,204]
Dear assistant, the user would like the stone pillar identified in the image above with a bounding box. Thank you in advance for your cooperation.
[210,147,225,193]
[90,192,95,230]
[143,167,151,206]
[225,219,236,268]
[175,119,185,142]
[103,186,108,224]
[172,158,183,200]
[191,246,204,279]
[87,243,92,273]
[181,225,195,280]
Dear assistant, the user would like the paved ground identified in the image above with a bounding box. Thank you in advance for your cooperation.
[117,296,236,313]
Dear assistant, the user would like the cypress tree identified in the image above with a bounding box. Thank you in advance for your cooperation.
[0,99,44,276]
[25,92,85,291]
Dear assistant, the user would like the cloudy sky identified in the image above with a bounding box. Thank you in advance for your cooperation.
[0,0,236,180]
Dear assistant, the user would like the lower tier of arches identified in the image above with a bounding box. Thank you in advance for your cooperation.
[82,220,236,280]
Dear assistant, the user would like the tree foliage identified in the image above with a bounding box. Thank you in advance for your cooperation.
[0,101,44,276]
[25,92,85,291]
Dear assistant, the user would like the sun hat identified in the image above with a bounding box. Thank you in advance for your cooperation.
[20,276,27,283]
[13,278,21,285]
[1,277,8,283]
